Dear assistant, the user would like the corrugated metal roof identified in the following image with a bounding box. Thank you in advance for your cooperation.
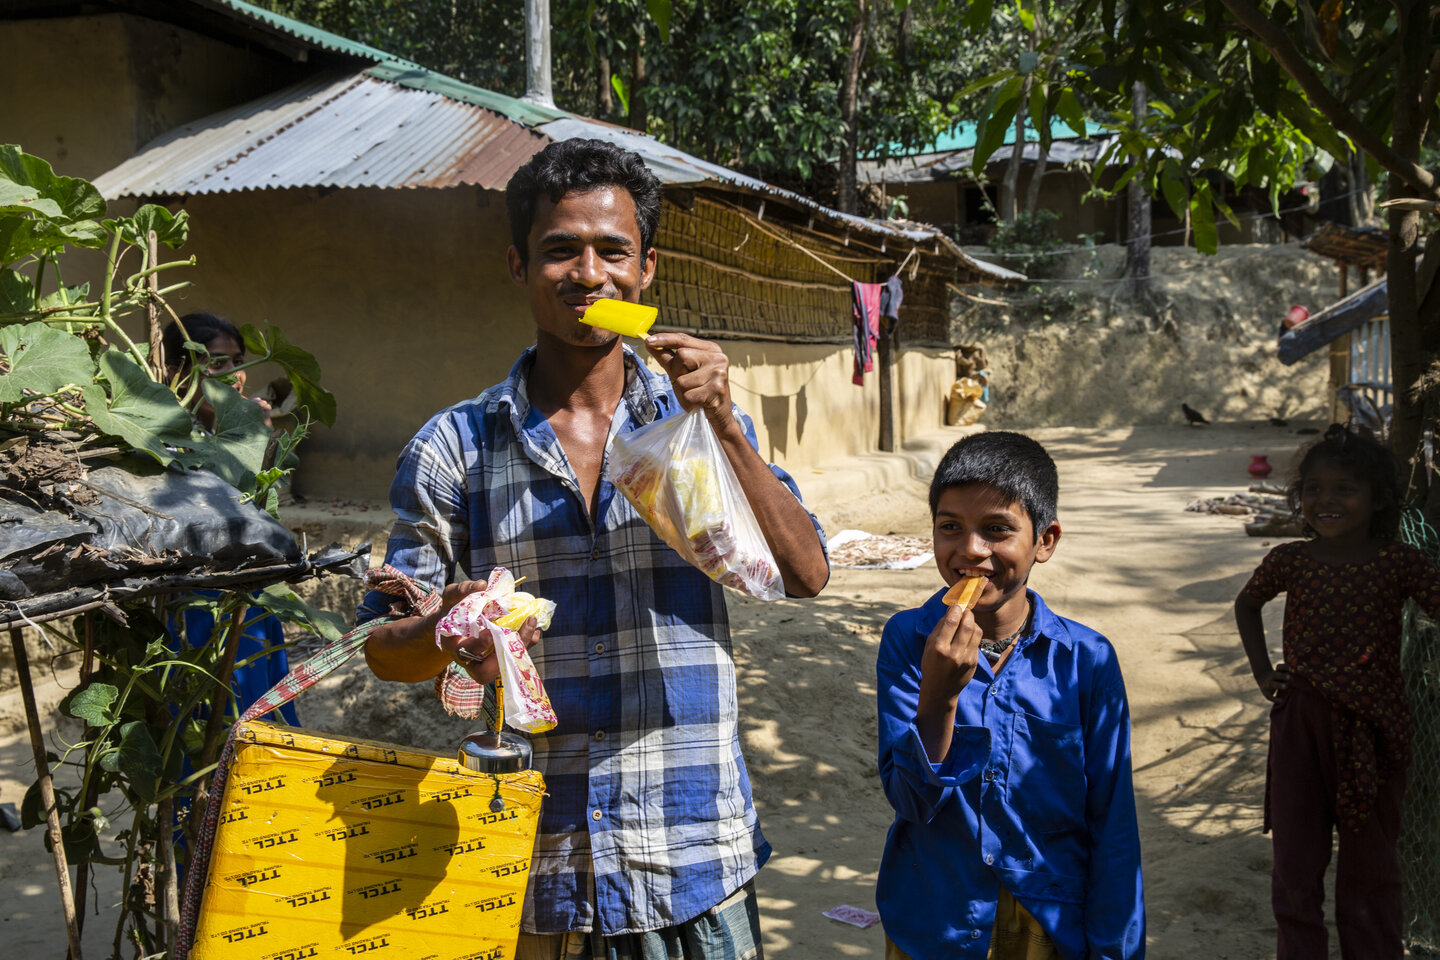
[93,73,549,197]
[91,44,1017,280]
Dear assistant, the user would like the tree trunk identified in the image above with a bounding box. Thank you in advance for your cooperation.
[838,0,868,214]
[1124,80,1151,298]
[1383,0,1437,498]
[998,82,1028,224]
[1388,204,1426,492]
[629,31,647,132]
[598,54,612,115]
[1024,136,1050,215]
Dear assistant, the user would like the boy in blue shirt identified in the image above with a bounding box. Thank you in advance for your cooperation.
[876,432,1144,959]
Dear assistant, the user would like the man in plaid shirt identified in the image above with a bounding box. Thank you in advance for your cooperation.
[359,138,830,960]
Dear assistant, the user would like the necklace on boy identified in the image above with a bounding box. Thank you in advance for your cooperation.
[979,608,1031,664]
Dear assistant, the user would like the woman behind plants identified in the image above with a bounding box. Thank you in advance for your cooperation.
[161,310,296,724]
[162,312,272,431]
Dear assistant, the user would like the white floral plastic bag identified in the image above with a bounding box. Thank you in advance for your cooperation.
[610,408,784,601]
[434,567,558,732]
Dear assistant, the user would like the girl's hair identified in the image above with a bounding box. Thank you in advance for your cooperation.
[162,312,242,371]
[1287,423,1402,540]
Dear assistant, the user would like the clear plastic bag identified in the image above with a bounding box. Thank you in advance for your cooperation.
[610,408,784,601]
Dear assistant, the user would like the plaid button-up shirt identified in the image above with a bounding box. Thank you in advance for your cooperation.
[358,346,825,936]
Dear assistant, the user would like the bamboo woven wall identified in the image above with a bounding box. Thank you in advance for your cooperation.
[648,191,958,344]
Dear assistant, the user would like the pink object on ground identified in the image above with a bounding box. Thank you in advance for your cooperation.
[823,905,881,929]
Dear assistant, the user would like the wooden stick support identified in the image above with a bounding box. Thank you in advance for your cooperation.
[9,627,85,960]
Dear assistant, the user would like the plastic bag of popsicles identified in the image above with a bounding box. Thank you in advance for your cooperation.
[610,408,785,602]
[435,567,559,732]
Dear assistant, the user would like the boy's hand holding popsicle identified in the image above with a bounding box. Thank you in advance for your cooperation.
[916,576,985,761]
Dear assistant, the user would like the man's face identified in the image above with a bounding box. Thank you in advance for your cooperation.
[507,186,657,347]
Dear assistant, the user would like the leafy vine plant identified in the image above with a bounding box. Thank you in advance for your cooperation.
[1,144,344,958]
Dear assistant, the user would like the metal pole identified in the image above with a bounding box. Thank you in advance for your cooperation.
[522,0,554,107]
[9,627,85,960]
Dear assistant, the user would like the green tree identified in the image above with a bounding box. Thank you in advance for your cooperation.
[259,0,1012,210]
[964,0,1438,491]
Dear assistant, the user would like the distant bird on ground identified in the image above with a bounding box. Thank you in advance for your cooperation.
[1296,427,1320,435]
[1182,403,1210,426]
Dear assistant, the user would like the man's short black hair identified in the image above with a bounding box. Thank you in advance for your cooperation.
[929,431,1059,538]
[505,138,662,263]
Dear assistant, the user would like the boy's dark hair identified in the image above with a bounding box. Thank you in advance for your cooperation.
[1288,423,1402,540]
[162,312,242,371]
[505,139,662,263]
[929,431,1058,537]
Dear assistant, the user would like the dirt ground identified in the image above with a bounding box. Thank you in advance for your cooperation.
[2,419,1333,958]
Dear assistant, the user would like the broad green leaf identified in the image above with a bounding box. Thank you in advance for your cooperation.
[257,583,348,643]
[63,682,119,727]
[190,379,270,490]
[645,0,672,43]
[36,281,89,312]
[116,721,163,803]
[973,76,1024,174]
[240,323,336,426]
[1016,0,1035,32]
[1191,183,1218,255]
[1274,88,1350,160]
[957,68,1016,100]
[0,320,95,403]
[611,73,630,115]
[0,268,35,315]
[1158,159,1189,221]
[0,145,105,226]
[83,348,194,464]
[964,0,995,32]
[1029,83,1049,150]
[1055,89,1086,137]
[21,780,46,829]
[105,204,190,250]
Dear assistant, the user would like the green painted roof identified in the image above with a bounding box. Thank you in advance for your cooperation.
[867,115,1085,159]
[366,63,572,126]
[202,0,424,68]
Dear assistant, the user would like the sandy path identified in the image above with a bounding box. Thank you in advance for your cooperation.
[1,422,1311,957]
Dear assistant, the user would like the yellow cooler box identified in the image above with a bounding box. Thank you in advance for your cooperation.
[192,720,544,960]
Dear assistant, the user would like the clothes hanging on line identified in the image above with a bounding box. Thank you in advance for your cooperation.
[852,281,884,385]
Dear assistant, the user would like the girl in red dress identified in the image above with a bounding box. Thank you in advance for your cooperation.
[1236,424,1440,960]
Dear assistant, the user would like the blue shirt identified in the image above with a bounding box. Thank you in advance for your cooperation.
[358,346,825,936]
[876,589,1145,959]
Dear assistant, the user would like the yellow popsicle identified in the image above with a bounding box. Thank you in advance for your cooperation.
[581,298,658,337]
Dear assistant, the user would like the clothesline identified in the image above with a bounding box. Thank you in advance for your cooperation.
[946,282,1015,307]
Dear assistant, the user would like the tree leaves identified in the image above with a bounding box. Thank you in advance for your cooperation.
[63,683,120,727]
[0,320,95,404]
[1055,87,1086,137]
[257,583,350,643]
[83,348,195,465]
[0,144,107,265]
[240,323,336,426]
[1190,181,1218,254]
[105,204,190,250]
[645,0,671,44]
[194,379,271,490]
[973,75,1025,173]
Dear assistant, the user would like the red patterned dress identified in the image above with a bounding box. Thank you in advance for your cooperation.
[1242,539,1440,830]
